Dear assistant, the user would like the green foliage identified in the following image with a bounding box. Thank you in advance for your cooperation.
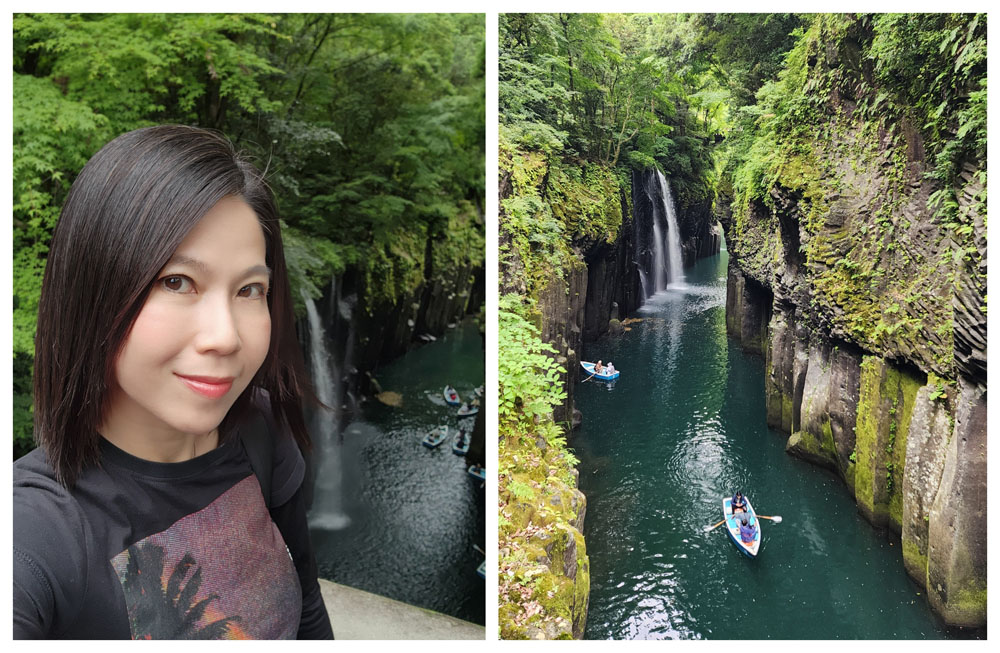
[499,13,724,208]
[498,295,568,430]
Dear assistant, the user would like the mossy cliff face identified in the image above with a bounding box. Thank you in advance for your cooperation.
[498,433,589,639]
[352,204,483,378]
[500,135,639,423]
[722,16,986,628]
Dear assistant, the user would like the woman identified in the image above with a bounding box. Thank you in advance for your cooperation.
[13,125,334,639]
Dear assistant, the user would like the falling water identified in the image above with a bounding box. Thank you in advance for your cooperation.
[304,291,351,530]
[655,169,685,289]
[651,195,667,293]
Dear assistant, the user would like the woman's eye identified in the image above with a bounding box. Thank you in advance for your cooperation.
[238,283,267,299]
[161,275,193,293]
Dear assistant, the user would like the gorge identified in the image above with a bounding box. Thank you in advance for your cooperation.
[499,13,985,639]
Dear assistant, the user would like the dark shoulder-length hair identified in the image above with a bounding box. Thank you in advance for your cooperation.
[34,124,312,486]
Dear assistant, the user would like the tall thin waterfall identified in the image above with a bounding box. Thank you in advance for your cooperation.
[651,193,667,293]
[656,169,685,288]
[304,291,350,530]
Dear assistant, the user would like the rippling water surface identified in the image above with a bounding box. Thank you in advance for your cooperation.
[309,320,485,625]
[575,249,953,639]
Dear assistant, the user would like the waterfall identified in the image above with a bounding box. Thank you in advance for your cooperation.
[639,169,685,298]
[655,169,685,289]
[304,290,351,530]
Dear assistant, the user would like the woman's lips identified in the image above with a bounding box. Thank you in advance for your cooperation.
[176,374,234,399]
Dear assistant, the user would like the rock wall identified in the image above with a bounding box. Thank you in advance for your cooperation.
[728,265,985,627]
[306,239,484,409]
[720,18,986,625]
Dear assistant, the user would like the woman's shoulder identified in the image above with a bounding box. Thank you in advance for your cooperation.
[14,447,90,540]
[242,392,306,507]
[13,447,93,634]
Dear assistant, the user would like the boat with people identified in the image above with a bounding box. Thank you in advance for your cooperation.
[443,385,461,406]
[452,429,470,455]
[422,425,450,449]
[581,360,620,380]
[468,464,485,481]
[722,495,761,557]
[457,402,479,417]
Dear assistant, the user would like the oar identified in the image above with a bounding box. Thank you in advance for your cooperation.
[756,514,782,523]
[581,371,597,383]
[703,519,726,533]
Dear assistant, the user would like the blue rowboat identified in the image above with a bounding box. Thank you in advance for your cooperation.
[468,464,485,481]
[457,402,479,417]
[581,361,620,380]
[443,385,461,406]
[723,496,761,557]
[452,429,470,455]
[422,425,450,449]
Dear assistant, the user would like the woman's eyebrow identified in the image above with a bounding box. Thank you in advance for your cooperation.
[166,255,271,279]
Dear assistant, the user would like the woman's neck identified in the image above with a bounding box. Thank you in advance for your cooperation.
[99,405,219,463]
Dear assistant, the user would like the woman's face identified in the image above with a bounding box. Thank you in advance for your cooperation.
[107,196,272,440]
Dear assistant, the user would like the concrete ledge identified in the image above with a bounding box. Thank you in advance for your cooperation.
[320,579,485,640]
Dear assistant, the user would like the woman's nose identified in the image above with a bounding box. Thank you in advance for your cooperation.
[193,294,241,355]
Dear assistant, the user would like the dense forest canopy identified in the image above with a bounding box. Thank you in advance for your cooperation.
[13,13,485,455]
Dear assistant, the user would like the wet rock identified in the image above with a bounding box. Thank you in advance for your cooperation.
[901,381,952,587]
[375,391,403,407]
[927,379,987,626]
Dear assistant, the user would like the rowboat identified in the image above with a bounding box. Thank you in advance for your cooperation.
[457,402,479,417]
[422,425,450,449]
[476,561,485,579]
[723,496,761,557]
[581,361,620,380]
[452,429,470,455]
[468,464,485,481]
[443,385,461,406]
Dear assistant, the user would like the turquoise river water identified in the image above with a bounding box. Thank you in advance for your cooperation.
[574,247,957,639]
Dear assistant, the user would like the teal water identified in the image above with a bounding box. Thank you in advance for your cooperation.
[575,249,951,640]
[309,319,485,625]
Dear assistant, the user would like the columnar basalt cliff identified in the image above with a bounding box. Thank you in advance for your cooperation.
[721,17,986,628]
[302,205,485,414]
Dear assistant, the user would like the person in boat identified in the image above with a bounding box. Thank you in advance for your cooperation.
[13,126,333,639]
[739,515,756,543]
[606,361,616,374]
[732,491,747,515]
[595,360,604,373]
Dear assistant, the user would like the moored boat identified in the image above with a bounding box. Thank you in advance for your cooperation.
[443,385,461,406]
[580,360,620,380]
[452,429,470,455]
[422,425,450,449]
[723,496,761,557]
[468,464,485,481]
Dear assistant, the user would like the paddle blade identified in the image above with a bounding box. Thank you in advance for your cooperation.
[771,516,782,523]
